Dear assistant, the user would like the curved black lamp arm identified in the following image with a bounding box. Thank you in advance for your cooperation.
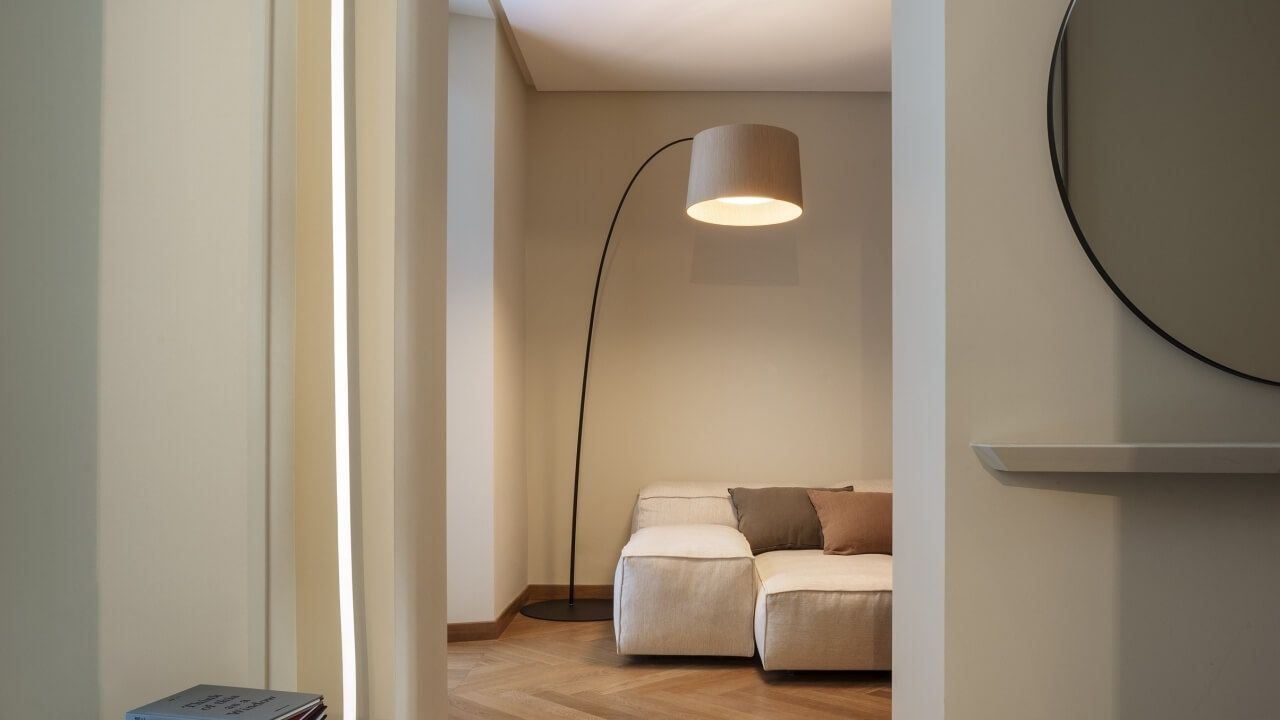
[566,137,693,604]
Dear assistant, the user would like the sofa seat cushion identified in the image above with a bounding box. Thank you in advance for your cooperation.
[614,524,756,657]
[753,550,892,671]
[620,522,752,558]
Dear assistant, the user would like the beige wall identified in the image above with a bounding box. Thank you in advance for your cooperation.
[294,0,343,709]
[96,2,273,717]
[525,92,892,585]
[267,0,300,693]
[296,0,451,714]
[0,1,103,717]
[354,0,399,717]
[392,0,451,716]
[298,1,442,717]
[894,0,1280,718]
[0,2,448,718]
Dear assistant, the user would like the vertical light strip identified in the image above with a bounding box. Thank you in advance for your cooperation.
[330,0,358,717]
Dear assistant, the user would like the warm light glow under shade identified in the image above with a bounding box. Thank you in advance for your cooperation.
[685,123,804,226]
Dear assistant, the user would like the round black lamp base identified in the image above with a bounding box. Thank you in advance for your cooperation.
[520,598,612,622]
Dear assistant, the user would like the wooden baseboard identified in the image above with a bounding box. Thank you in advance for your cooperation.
[447,587,530,643]
[446,584,613,643]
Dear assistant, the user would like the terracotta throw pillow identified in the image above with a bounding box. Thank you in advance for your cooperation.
[728,486,852,554]
[807,490,892,555]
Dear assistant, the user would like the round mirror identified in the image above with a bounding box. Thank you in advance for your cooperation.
[1048,0,1280,384]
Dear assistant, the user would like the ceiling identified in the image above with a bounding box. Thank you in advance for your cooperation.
[450,0,891,93]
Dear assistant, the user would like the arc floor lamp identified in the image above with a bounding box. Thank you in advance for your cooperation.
[521,123,805,622]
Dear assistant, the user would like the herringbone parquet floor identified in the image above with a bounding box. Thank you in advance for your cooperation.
[448,614,891,719]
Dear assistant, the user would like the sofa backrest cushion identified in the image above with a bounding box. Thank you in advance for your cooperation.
[633,483,740,532]
[808,489,893,555]
[632,479,893,534]
[729,486,852,554]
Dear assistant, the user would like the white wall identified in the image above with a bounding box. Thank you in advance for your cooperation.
[525,92,892,585]
[447,13,530,624]
[894,1,1280,718]
[96,2,272,717]
[0,1,103,717]
[890,0,946,715]
[492,19,530,618]
[447,13,499,624]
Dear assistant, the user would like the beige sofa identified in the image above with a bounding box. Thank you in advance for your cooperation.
[613,480,892,671]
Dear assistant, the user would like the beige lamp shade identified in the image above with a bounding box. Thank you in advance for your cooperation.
[685,123,803,226]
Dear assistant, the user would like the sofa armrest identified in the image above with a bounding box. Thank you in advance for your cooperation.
[614,524,756,657]
[621,523,752,559]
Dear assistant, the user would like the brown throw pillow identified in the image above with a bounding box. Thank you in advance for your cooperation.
[807,490,892,555]
[728,486,853,554]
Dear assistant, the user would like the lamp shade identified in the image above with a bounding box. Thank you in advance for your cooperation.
[685,123,803,226]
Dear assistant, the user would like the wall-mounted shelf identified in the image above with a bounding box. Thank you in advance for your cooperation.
[971,443,1280,474]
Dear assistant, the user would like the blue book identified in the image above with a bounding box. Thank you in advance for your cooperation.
[125,685,324,720]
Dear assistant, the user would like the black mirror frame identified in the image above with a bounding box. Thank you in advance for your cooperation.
[1045,0,1280,387]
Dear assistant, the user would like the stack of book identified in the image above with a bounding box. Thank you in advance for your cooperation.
[125,685,325,720]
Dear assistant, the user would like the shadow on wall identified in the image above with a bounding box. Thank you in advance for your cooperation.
[994,452,1280,717]
[689,234,799,286]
